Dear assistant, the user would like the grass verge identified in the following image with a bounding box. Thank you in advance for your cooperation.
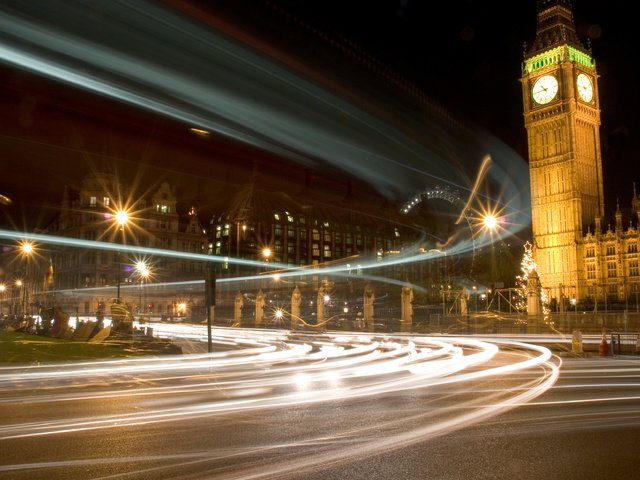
[0,330,141,364]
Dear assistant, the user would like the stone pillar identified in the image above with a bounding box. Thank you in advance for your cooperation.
[527,270,541,316]
[460,292,468,316]
[316,286,325,327]
[255,288,265,327]
[400,283,413,331]
[364,283,374,330]
[571,329,583,354]
[291,285,301,330]
[234,291,243,326]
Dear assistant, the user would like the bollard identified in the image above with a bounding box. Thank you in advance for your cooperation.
[610,333,618,355]
[598,332,609,357]
[571,329,583,354]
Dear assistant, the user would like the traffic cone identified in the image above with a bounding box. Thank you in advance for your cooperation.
[599,332,609,357]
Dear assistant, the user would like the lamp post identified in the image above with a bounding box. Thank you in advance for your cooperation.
[19,241,34,317]
[0,283,5,316]
[114,209,129,303]
[482,214,498,309]
[261,247,272,292]
[236,222,246,278]
[472,285,477,312]
[14,279,22,316]
[135,261,150,317]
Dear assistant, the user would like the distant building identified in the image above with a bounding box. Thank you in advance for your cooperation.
[36,169,438,320]
[47,171,207,317]
[582,194,640,308]
[207,169,435,302]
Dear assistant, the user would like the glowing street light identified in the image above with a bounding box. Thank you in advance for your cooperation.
[274,308,284,327]
[19,241,34,317]
[113,209,130,303]
[20,242,34,256]
[14,279,22,316]
[135,261,151,315]
[115,209,129,227]
[483,214,498,231]
[482,214,498,309]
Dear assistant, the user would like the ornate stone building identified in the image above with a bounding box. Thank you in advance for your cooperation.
[583,193,640,307]
[522,0,639,307]
[209,170,421,286]
[48,171,207,317]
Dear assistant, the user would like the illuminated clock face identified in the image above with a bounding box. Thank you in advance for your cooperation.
[532,75,559,105]
[576,73,593,102]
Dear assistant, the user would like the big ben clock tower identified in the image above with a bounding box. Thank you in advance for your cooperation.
[522,0,604,303]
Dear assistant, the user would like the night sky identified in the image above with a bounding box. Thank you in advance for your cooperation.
[264,0,639,210]
[0,0,638,233]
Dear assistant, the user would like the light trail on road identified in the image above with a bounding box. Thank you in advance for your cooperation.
[0,330,558,478]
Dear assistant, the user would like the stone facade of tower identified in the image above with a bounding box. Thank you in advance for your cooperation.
[522,0,603,304]
[522,1,639,308]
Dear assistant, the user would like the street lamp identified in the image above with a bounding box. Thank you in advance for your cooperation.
[135,261,150,316]
[0,283,5,316]
[14,279,22,316]
[260,247,272,292]
[114,209,129,303]
[473,285,477,312]
[19,242,34,317]
[482,214,498,308]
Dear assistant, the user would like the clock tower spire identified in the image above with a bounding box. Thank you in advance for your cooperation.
[522,0,604,304]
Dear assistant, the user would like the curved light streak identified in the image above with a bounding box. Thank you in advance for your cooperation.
[0,331,556,444]
[0,0,530,241]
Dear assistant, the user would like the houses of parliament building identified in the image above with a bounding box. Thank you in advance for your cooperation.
[523,0,639,308]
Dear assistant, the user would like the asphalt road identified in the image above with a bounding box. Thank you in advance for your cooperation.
[0,332,638,480]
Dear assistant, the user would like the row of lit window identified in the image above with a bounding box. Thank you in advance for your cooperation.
[82,195,171,216]
[215,225,382,248]
[214,220,399,237]
[586,260,639,279]
[586,243,639,257]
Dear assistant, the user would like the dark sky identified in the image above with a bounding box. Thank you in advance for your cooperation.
[263,0,638,209]
[1,0,638,231]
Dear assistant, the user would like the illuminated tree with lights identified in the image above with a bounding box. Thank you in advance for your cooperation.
[514,242,535,312]
[515,241,550,317]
